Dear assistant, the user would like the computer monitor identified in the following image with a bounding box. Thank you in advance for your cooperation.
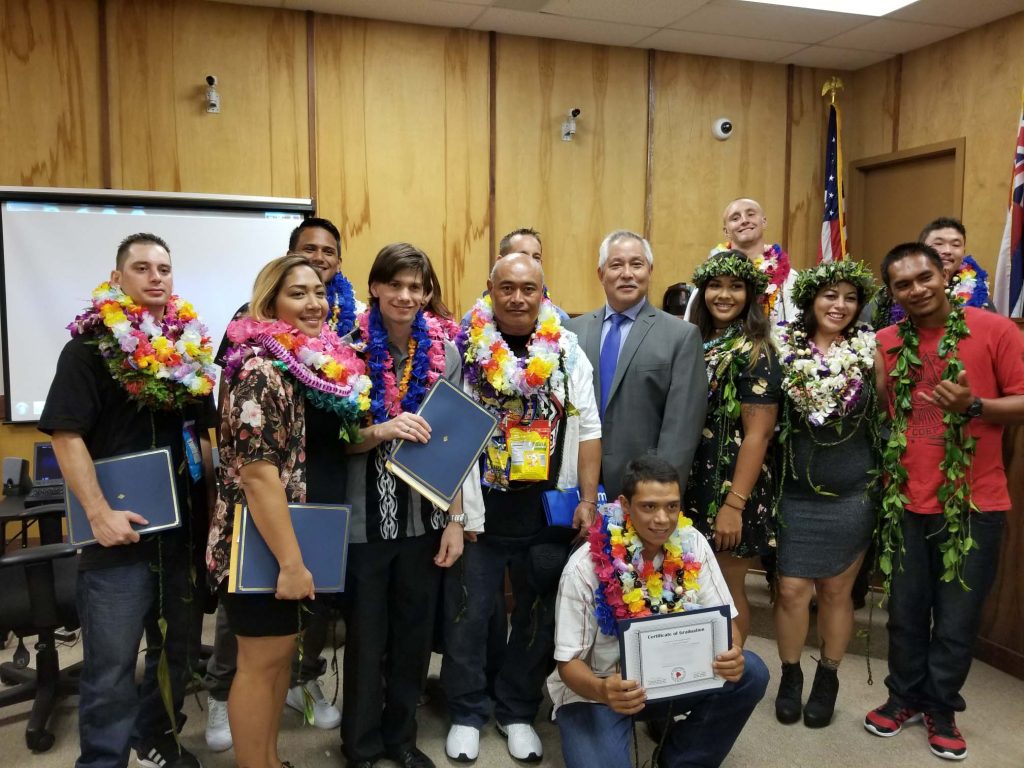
[32,442,63,485]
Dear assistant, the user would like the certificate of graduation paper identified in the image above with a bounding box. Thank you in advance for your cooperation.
[618,605,732,702]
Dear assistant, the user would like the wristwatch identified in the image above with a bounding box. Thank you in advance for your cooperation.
[446,512,467,526]
[965,398,984,420]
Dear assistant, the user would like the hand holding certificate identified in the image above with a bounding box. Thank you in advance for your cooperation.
[618,605,732,703]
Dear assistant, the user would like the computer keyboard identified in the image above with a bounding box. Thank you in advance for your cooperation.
[24,485,65,506]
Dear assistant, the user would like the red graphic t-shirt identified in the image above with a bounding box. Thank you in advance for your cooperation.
[878,307,1024,514]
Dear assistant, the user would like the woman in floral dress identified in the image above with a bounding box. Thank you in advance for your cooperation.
[772,260,879,730]
[684,250,781,641]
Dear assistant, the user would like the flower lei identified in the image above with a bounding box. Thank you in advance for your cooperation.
[947,255,989,309]
[68,282,218,411]
[424,310,462,343]
[224,317,370,439]
[356,305,446,424]
[324,272,358,335]
[877,306,977,593]
[458,294,565,400]
[694,252,770,297]
[713,242,790,318]
[777,323,875,427]
[791,259,878,311]
[588,502,702,636]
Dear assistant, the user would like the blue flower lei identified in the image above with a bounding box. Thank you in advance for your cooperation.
[365,303,434,424]
[591,512,619,636]
[325,272,357,335]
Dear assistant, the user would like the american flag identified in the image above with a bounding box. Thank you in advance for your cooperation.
[995,95,1024,317]
[817,103,847,263]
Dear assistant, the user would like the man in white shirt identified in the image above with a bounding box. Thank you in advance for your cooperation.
[547,454,768,768]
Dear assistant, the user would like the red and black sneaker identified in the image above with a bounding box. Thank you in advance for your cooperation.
[864,699,922,737]
[924,712,967,761]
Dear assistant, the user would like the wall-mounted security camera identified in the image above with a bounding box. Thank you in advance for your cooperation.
[562,108,581,141]
[205,75,220,114]
[712,117,733,141]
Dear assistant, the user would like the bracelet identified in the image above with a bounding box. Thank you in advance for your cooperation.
[727,489,749,503]
[722,501,744,512]
[579,499,597,507]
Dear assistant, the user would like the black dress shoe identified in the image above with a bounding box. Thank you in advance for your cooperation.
[385,746,436,768]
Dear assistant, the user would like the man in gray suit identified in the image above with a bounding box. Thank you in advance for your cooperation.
[567,230,707,498]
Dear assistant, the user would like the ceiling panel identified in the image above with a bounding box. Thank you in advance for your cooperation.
[674,1,871,44]
[282,0,486,26]
[639,28,805,62]
[823,17,960,53]
[888,0,1024,27]
[540,0,710,27]
[778,45,891,70]
[470,8,657,46]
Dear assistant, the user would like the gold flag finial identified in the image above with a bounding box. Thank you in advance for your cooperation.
[821,76,844,104]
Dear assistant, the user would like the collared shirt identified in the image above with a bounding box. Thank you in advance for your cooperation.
[599,299,646,359]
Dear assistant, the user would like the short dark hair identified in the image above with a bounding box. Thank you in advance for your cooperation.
[367,242,435,303]
[661,282,693,317]
[880,242,944,287]
[919,217,966,243]
[498,227,542,256]
[289,217,341,253]
[116,233,170,270]
[620,454,680,501]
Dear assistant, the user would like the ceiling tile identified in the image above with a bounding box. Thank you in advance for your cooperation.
[283,0,487,26]
[673,1,872,44]
[778,45,892,69]
[887,0,1024,28]
[822,18,960,53]
[540,0,711,28]
[639,28,805,62]
[471,8,658,46]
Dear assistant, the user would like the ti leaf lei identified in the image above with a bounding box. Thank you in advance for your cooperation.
[877,306,977,592]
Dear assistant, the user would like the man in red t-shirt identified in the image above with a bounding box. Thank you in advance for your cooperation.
[865,242,1024,762]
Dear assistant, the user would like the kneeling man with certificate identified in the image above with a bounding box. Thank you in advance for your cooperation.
[547,455,769,768]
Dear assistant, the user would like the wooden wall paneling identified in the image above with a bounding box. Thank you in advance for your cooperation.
[649,52,788,295]
[785,66,829,269]
[0,0,103,187]
[897,11,1024,267]
[494,35,647,316]
[845,57,900,164]
[106,0,309,197]
[314,17,490,317]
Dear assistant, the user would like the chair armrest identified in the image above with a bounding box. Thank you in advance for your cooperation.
[17,503,66,522]
[0,542,78,569]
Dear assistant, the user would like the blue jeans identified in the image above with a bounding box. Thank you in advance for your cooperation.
[441,532,567,727]
[75,549,194,768]
[556,650,769,768]
[885,510,1005,714]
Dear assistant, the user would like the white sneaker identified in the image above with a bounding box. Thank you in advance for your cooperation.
[285,679,342,729]
[497,722,542,762]
[205,696,232,752]
[445,724,480,763]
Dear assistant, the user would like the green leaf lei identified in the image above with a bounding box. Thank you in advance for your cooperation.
[877,305,977,593]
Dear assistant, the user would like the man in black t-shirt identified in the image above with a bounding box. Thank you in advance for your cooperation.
[40,233,215,768]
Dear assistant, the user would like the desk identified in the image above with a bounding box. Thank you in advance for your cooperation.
[0,496,64,550]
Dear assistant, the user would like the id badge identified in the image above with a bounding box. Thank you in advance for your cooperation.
[183,421,203,482]
[506,419,551,482]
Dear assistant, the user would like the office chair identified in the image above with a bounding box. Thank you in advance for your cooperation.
[0,503,81,752]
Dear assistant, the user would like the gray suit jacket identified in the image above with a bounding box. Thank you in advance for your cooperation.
[568,300,708,499]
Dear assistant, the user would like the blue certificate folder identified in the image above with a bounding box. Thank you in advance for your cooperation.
[227,503,351,594]
[543,485,608,527]
[65,448,180,546]
[385,378,498,511]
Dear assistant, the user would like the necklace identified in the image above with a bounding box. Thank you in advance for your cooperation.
[588,502,702,636]
[357,305,446,424]
[947,255,989,308]
[69,282,218,411]
[878,306,977,592]
[224,317,370,437]
[324,272,358,335]
[459,295,565,400]
[777,323,875,427]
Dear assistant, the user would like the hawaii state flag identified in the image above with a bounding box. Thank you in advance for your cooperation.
[817,103,848,263]
[995,94,1024,317]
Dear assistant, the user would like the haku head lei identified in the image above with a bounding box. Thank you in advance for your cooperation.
[69,282,218,411]
[692,251,770,296]
[587,501,702,636]
[791,259,878,314]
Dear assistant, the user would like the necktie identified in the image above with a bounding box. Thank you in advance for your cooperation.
[600,313,627,419]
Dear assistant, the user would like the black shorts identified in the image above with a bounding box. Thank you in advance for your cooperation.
[219,584,309,638]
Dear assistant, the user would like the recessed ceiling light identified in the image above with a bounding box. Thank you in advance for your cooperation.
[739,0,920,16]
